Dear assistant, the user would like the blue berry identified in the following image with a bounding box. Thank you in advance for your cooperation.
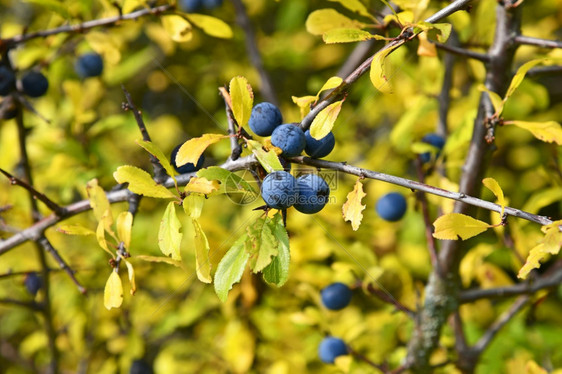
[178,0,203,12]
[248,102,283,136]
[304,130,335,158]
[318,337,348,364]
[420,133,445,163]
[75,53,104,78]
[321,282,352,310]
[294,174,330,214]
[202,0,223,9]
[130,359,153,374]
[376,192,407,222]
[271,124,306,157]
[21,71,49,98]
[24,272,42,296]
[171,144,205,174]
[260,171,298,209]
[0,66,16,96]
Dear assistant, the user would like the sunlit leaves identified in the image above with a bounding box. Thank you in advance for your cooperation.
[327,0,374,20]
[246,217,278,273]
[86,179,113,230]
[482,177,506,217]
[323,29,383,44]
[478,85,505,116]
[162,15,192,42]
[263,214,290,287]
[184,177,220,195]
[104,271,123,310]
[176,134,227,167]
[310,100,343,140]
[305,9,365,36]
[192,219,212,283]
[56,224,95,236]
[342,179,366,231]
[158,202,183,261]
[214,235,249,302]
[292,76,342,117]
[186,14,233,39]
[433,213,490,240]
[504,121,562,145]
[505,59,546,100]
[114,166,176,199]
[183,194,205,219]
[116,211,133,250]
[370,41,405,94]
[136,139,178,185]
[123,259,137,295]
[517,243,548,279]
[229,76,253,129]
[197,166,256,195]
[247,140,284,173]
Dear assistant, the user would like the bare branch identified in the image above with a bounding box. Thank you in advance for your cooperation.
[514,35,562,49]
[365,283,416,317]
[37,236,86,294]
[433,42,490,62]
[219,88,243,160]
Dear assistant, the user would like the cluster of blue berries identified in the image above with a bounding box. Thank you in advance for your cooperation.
[178,0,223,13]
[318,282,353,363]
[249,102,335,213]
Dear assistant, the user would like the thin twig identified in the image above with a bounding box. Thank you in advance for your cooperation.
[434,42,490,62]
[347,345,388,372]
[366,283,415,317]
[0,168,67,217]
[219,88,243,160]
[37,236,86,294]
[0,298,42,311]
[514,35,562,49]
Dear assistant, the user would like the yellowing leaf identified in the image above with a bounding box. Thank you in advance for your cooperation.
[193,219,212,283]
[542,220,562,255]
[342,180,366,231]
[86,179,113,229]
[96,220,114,258]
[327,0,374,20]
[122,259,137,295]
[176,134,227,167]
[305,9,365,36]
[310,100,343,140]
[187,14,233,39]
[323,29,377,44]
[506,59,546,100]
[161,15,192,42]
[247,140,284,173]
[56,224,95,236]
[478,85,504,116]
[116,211,133,250]
[505,121,562,145]
[417,32,436,57]
[183,194,205,219]
[223,320,255,373]
[229,76,253,128]
[136,255,184,268]
[114,166,176,199]
[518,243,547,279]
[433,213,490,240]
[482,177,506,217]
[104,271,123,310]
[317,76,343,97]
[158,202,182,261]
[370,41,404,94]
[136,139,178,186]
[415,22,452,43]
[526,360,548,374]
[184,177,220,195]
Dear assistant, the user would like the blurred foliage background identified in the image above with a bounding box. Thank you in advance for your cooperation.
[0,0,561,373]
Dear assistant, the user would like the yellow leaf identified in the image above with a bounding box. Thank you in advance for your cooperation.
[116,211,133,250]
[506,59,546,100]
[305,9,365,36]
[478,85,504,116]
[482,177,506,217]
[310,100,343,140]
[342,180,366,231]
[247,140,284,173]
[56,224,95,236]
[223,320,255,373]
[136,255,184,268]
[104,271,123,310]
[292,95,317,117]
[506,121,562,145]
[417,32,436,57]
[161,15,192,42]
[122,259,137,295]
[526,360,548,374]
[158,202,182,261]
[86,179,113,229]
[183,194,205,219]
[433,213,490,240]
[184,177,220,195]
[229,76,254,128]
[114,166,176,199]
[96,220,115,258]
[327,0,374,20]
[176,134,227,167]
[323,29,376,44]
[136,139,178,187]
[193,219,212,283]
[518,243,547,279]
[316,76,343,97]
[370,41,405,94]
[187,14,233,39]
[542,220,562,255]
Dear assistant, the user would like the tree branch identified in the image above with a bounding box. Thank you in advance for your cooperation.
[37,236,86,294]
[434,42,490,62]
[514,35,562,49]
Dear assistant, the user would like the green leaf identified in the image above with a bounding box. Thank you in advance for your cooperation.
[176,134,227,167]
[370,41,405,94]
[56,224,95,236]
[136,139,177,186]
[305,9,366,36]
[192,219,212,283]
[183,194,205,219]
[186,14,233,39]
[310,100,343,140]
[158,202,182,261]
[433,213,490,240]
[214,235,250,302]
[322,29,379,44]
[197,166,256,195]
[247,140,284,173]
[263,214,290,287]
[114,166,176,199]
[505,59,546,100]
[246,217,278,273]
[505,121,562,145]
[229,76,254,128]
